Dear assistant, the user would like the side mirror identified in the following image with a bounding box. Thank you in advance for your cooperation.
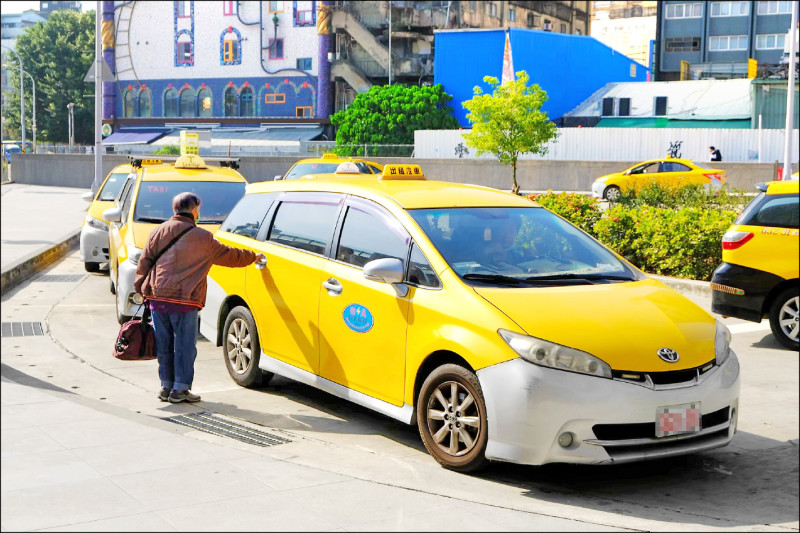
[102,207,122,223]
[81,191,95,202]
[273,175,283,181]
[363,258,407,296]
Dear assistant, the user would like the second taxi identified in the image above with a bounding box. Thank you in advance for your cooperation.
[200,163,740,472]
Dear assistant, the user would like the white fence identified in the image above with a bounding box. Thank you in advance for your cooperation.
[415,128,800,163]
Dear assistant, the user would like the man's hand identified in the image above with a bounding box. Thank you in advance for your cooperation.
[254,253,266,264]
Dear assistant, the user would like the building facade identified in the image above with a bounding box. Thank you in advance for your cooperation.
[654,0,794,81]
[590,1,657,67]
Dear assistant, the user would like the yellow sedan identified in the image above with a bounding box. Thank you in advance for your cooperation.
[592,157,727,201]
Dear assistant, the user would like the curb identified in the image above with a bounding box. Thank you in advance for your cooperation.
[649,274,712,299]
[0,229,81,295]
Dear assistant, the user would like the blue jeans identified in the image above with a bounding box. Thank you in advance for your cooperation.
[151,309,198,391]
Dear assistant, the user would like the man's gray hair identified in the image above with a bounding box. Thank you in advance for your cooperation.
[173,192,201,214]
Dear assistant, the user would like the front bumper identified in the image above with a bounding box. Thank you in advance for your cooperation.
[591,180,606,198]
[79,224,109,263]
[477,352,740,466]
[711,262,782,322]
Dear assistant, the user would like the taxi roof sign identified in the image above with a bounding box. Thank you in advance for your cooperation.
[321,153,339,160]
[174,154,207,169]
[380,164,426,181]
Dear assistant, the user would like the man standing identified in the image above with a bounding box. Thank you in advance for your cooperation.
[134,192,264,403]
[709,146,722,161]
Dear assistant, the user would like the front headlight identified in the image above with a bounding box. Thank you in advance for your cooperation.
[715,320,731,365]
[85,215,108,232]
[127,245,143,265]
[498,329,612,378]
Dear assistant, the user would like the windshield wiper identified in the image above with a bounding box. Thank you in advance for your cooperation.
[198,218,225,224]
[462,273,526,286]
[135,216,167,223]
[524,273,635,283]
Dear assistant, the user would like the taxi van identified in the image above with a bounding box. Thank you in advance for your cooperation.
[711,180,799,350]
[80,164,136,272]
[591,157,727,201]
[277,152,383,180]
[200,164,740,472]
[103,155,247,324]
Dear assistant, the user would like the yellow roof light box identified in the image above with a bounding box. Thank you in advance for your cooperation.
[380,164,426,180]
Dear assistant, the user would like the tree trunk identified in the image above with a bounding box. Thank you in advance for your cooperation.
[511,158,519,195]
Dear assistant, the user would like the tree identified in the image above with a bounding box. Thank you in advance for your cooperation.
[330,84,459,157]
[462,71,558,195]
[3,9,95,145]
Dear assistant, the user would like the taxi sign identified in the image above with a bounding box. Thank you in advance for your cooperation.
[321,153,339,160]
[180,131,200,155]
[174,154,207,169]
[140,158,162,166]
[380,164,426,180]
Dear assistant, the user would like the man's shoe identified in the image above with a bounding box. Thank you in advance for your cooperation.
[168,389,201,403]
[158,387,170,402]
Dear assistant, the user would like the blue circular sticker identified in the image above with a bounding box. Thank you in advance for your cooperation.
[343,304,374,333]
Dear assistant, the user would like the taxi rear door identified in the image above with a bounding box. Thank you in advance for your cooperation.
[318,197,411,406]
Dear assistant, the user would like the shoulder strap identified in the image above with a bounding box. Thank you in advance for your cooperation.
[147,225,194,276]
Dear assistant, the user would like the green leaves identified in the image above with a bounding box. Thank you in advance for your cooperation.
[331,84,459,156]
[462,71,559,194]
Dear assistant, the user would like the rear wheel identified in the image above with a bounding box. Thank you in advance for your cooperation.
[417,364,488,472]
[769,287,799,350]
[223,306,273,388]
[604,185,621,201]
[84,262,100,273]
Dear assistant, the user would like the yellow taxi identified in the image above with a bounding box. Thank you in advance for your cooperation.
[80,164,135,272]
[591,157,727,201]
[276,152,383,180]
[711,180,799,350]
[103,155,247,323]
[200,164,740,472]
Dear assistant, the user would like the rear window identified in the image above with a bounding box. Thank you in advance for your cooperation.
[219,193,278,238]
[283,162,372,180]
[133,180,246,224]
[737,193,799,228]
[97,173,131,201]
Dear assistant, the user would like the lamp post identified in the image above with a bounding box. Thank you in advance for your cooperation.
[1,45,25,150]
[67,103,75,152]
[21,69,35,152]
[782,3,798,180]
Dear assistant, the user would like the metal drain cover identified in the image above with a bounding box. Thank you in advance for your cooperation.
[36,274,86,283]
[2,322,45,337]
[166,411,291,447]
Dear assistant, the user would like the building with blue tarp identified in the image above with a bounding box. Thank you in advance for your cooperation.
[434,28,648,127]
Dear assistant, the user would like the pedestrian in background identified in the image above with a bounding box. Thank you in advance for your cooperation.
[134,192,264,403]
[709,146,722,161]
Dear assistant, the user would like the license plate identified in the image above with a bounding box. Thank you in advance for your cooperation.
[656,402,701,437]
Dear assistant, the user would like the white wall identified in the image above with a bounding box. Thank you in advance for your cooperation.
[415,128,800,163]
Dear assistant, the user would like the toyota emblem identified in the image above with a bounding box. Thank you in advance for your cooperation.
[657,348,680,363]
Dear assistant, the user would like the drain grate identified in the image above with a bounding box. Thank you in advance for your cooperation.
[166,412,291,447]
[1,322,46,337]
[36,274,86,283]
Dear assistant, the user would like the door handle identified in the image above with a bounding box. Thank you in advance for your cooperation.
[322,278,342,296]
[255,255,268,270]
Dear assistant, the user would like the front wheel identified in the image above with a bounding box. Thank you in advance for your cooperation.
[84,261,100,273]
[115,276,132,324]
[603,185,621,202]
[222,306,273,388]
[417,364,488,472]
[769,287,799,350]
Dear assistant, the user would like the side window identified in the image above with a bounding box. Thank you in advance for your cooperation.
[752,195,800,228]
[98,173,130,201]
[336,203,410,268]
[120,177,137,221]
[407,242,441,288]
[268,196,341,255]
[220,193,277,238]
[660,162,690,172]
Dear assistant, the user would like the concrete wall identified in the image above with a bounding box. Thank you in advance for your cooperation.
[7,153,795,192]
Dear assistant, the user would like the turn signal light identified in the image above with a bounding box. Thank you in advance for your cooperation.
[704,173,725,182]
[721,230,754,250]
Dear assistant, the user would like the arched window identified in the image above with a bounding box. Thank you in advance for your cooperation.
[224,86,238,117]
[240,87,254,116]
[138,88,152,117]
[197,88,213,117]
[179,87,195,117]
[175,31,193,66]
[220,27,242,65]
[123,90,136,117]
[164,88,179,117]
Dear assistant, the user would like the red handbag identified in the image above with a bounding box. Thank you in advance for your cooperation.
[113,306,156,361]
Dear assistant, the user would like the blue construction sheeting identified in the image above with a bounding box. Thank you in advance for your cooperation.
[434,28,648,127]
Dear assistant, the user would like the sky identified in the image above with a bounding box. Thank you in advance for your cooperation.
[0,1,92,14]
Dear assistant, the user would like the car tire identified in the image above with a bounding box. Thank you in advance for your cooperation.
[417,363,488,472]
[768,287,799,350]
[222,306,273,388]
[115,276,132,324]
[84,262,100,273]
[109,275,116,295]
[603,185,621,201]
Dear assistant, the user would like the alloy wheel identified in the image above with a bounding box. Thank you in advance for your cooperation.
[226,317,252,375]
[778,295,799,343]
[425,380,482,457]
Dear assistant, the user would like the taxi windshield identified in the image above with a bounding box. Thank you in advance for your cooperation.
[133,181,246,224]
[409,207,639,286]
[284,162,372,179]
[97,173,130,201]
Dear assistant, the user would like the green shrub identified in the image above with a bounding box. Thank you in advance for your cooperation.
[615,181,751,211]
[594,205,736,280]
[527,191,602,236]
[151,144,181,155]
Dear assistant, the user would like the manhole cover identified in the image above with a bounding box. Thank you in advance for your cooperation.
[36,274,86,283]
[166,412,291,447]
[2,322,45,337]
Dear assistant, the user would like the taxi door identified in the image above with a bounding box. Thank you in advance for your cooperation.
[245,192,344,375]
[108,173,138,283]
[318,198,411,406]
[658,160,693,187]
